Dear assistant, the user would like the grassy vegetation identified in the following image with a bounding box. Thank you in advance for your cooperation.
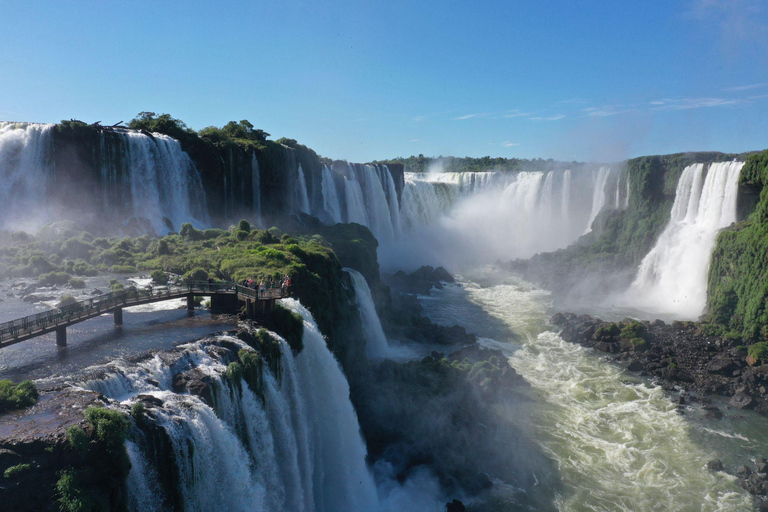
[57,406,131,512]
[707,150,768,342]
[3,463,31,479]
[0,379,38,412]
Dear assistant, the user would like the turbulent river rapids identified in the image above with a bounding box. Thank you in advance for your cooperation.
[419,267,768,511]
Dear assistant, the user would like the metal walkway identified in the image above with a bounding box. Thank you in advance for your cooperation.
[0,281,289,348]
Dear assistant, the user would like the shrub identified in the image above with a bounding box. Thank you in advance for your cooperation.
[594,322,620,339]
[130,402,146,425]
[38,271,72,286]
[66,425,89,453]
[72,260,97,276]
[57,295,78,309]
[237,219,251,233]
[83,407,129,450]
[239,350,263,394]
[0,380,38,412]
[150,269,168,285]
[621,321,646,340]
[184,268,208,282]
[4,463,31,479]
[68,277,86,289]
[109,265,136,273]
[156,239,171,255]
[748,342,768,364]
[270,304,304,351]
[225,362,243,384]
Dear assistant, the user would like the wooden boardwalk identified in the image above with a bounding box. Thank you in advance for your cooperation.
[0,281,289,348]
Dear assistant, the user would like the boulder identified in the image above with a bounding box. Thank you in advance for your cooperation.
[707,354,739,375]
[706,459,724,471]
[703,405,723,419]
[172,369,214,406]
[446,499,466,512]
[627,360,645,372]
[730,392,756,409]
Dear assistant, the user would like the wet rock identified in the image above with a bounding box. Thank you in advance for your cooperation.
[730,392,756,409]
[706,459,724,471]
[627,360,645,372]
[736,465,752,477]
[172,369,214,406]
[703,405,723,419]
[446,499,466,512]
[707,354,739,375]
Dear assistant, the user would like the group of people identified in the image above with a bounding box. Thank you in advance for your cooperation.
[240,274,293,294]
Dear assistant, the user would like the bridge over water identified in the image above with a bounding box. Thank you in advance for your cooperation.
[0,281,289,348]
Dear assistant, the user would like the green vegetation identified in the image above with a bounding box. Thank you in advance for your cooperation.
[150,269,168,285]
[57,295,79,309]
[375,154,577,174]
[519,153,743,293]
[57,406,131,512]
[620,321,646,340]
[68,277,86,289]
[707,150,768,341]
[0,379,38,412]
[39,271,72,286]
[3,463,31,479]
[269,304,304,352]
[748,342,768,365]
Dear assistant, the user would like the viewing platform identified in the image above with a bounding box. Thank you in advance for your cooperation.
[0,281,290,348]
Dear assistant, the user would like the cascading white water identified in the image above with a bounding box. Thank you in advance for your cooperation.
[87,299,384,512]
[584,166,613,234]
[282,298,382,511]
[358,165,396,243]
[0,122,54,229]
[296,163,311,214]
[344,174,370,226]
[381,165,402,236]
[344,268,391,358]
[122,131,209,234]
[252,153,262,225]
[321,165,343,223]
[386,167,620,266]
[626,161,743,318]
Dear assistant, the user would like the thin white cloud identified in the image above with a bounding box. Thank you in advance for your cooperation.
[651,97,741,110]
[410,139,421,143]
[412,116,427,122]
[502,141,521,147]
[749,94,768,100]
[503,110,533,118]
[724,83,768,92]
[687,0,767,50]
[529,114,565,121]
[585,107,633,117]
[560,98,590,105]
[453,113,488,120]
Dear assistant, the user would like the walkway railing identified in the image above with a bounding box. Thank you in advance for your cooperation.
[0,279,292,343]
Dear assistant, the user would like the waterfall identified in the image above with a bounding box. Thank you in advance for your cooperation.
[382,166,402,236]
[344,174,369,225]
[0,122,54,229]
[252,153,262,225]
[122,131,209,234]
[321,165,343,223]
[358,165,395,243]
[626,161,743,318]
[345,268,391,358]
[85,300,382,511]
[296,163,311,214]
[584,166,613,234]
[282,299,381,511]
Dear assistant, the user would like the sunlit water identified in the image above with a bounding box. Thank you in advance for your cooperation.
[419,267,763,511]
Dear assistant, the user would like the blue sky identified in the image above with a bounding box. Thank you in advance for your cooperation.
[1,0,766,162]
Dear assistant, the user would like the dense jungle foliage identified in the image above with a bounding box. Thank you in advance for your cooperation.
[707,149,768,342]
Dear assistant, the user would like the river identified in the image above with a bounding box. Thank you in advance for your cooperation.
[418,266,768,511]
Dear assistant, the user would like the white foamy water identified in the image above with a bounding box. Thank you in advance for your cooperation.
[626,161,743,318]
[344,268,391,358]
[418,269,753,512]
[0,122,54,229]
